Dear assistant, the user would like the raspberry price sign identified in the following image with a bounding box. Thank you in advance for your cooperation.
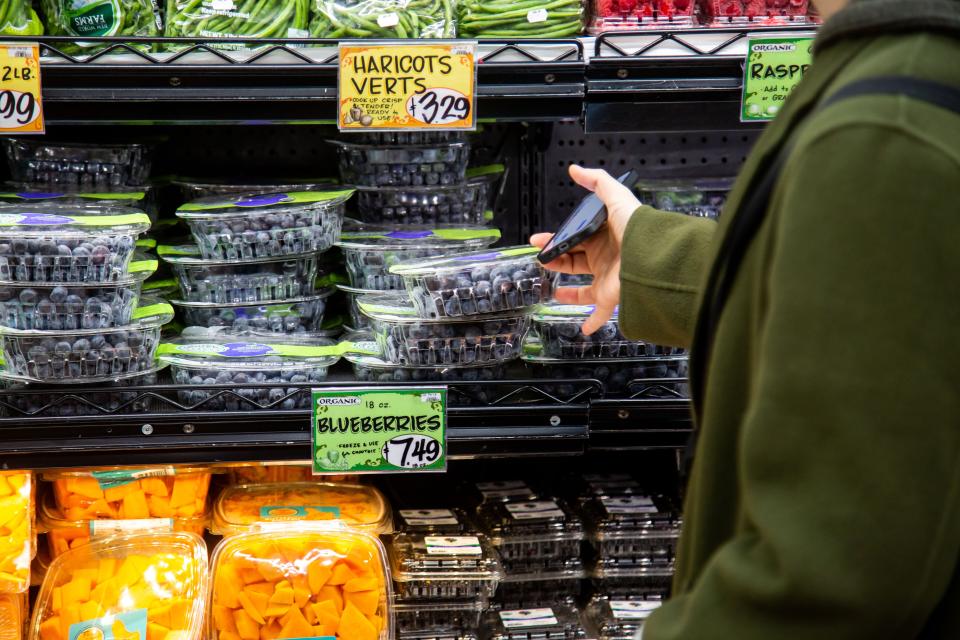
[311,387,448,474]
[0,43,43,134]
[338,42,477,132]
[741,36,815,122]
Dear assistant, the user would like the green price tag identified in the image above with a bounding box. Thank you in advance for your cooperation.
[741,37,815,122]
[311,387,447,474]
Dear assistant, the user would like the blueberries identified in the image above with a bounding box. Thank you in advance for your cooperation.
[0,232,137,283]
[409,258,548,319]
[528,357,690,397]
[376,315,527,366]
[168,254,320,303]
[172,364,332,410]
[350,358,507,406]
[336,143,470,189]
[537,315,686,360]
[175,294,330,335]
[1,371,159,417]
[0,283,140,330]
[4,140,152,187]
[352,182,487,225]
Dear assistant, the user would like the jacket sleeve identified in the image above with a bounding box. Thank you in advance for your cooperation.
[618,207,717,347]
[643,125,960,639]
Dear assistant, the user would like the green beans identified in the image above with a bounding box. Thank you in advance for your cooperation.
[309,0,455,38]
[458,0,583,37]
[41,0,161,52]
[165,0,309,45]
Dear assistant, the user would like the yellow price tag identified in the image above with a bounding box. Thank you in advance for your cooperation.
[0,43,42,134]
[338,41,477,131]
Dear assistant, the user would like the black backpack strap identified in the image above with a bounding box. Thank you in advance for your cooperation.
[682,76,960,480]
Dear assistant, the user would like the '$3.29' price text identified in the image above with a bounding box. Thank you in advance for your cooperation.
[406,88,471,126]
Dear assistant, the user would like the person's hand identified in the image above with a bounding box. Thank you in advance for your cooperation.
[530,164,642,335]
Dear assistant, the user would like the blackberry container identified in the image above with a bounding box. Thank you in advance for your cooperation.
[496,558,586,608]
[332,141,470,187]
[570,473,645,502]
[396,507,474,534]
[359,293,527,366]
[157,337,342,410]
[171,288,335,334]
[472,481,541,505]
[0,366,164,417]
[0,300,172,383]
[395,601,484,633]
[171,177,338,201]
[583,595,663,640]
[352,183,490,226]
[532,305,685,360]
[2,139,153,187]
[176,190,352,260]
[0,206,151,283]
[389,533,503,601]
[339,227,500,290]
[390,246,551,319]
[582,495,680,563]
[159,244,320,303]
[476,498,583,566]
[482,605,588,640]
[590,561,675,596]
[633,177,733,220]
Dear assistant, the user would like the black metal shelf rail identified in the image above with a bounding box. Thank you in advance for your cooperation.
[0,376,691,468]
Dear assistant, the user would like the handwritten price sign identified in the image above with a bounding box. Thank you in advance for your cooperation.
[0,43,43,134]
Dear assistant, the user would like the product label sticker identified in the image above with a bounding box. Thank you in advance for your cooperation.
[425,535,482,555]
[610,600,661,620]
[504,500,564,520]
[69,608,147,640]
[741,36,815,122]
[260,506,342,520]
[89,518,174,538]
[400,508,460,526]
[527,8,548,22]
[601,495,658,515]
[91,467,176,490]
[499,608,558,629]
[476,480,531,499]
[377,12,400,27]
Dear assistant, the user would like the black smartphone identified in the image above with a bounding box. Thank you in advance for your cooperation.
[537,170,638,264]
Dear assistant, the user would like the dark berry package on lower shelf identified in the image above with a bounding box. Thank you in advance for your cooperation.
[583,595,664,640]
[477,498,584,564]
[389,533,503,601]
[482,605,589,640]
[699,0,810,25]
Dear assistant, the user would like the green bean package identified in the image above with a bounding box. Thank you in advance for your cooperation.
[0,0,42,35]
[41,0,161,51]
[458,0,583,37]
[165,0,311,43]
[310,0,455,38]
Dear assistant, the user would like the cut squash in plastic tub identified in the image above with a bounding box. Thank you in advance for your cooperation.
[0,471,32,594]
[29,531,208,640]
[209,527,392,640]
[0,592,27,640]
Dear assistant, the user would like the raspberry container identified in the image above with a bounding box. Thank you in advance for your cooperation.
[160,244,321,303]
[30,532,208,640]
[0,472,31,594]
[0,301,172,383]
[582,495,680,562]
[332,141,471,187]
[476,499,583,566]
[390,246,551,319]
[0,367,163,417]
[352,183,490,226]
[172,288,334,334]
[0,207,150,283]
[157,337,344,410]
[482,605,589,640]
[340,227,500,290]
[699,0,810,25]
[43,466,212,520]
[389,533,503,601]
[172,177,338,200]
[211,481,392,536]
[359,293,528,366]
[395,600,484,633]
[589,0,694,33]
[583,595,663,640]
[396,507,474,534]
[176,190,353,260]
[3,139,153,188]
[531,305,685,360]
[633,177,733,219]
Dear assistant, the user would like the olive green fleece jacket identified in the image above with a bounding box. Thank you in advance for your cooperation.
[619,2,960,638]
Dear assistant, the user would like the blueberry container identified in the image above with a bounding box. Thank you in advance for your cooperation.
[395,601,484,633]
[177,190,352,260]
[352,183,490,226]
[482,605,588,640]
[389,533,503,601]
[2,139,153,187]
[633,177,733,220]
[332,141,471,187]
[340,227,500,290]
[339,283,379,329]
[0,366,164,417]
[583,596,663,640]
[582,495,680,562]
[160,245,320,303]
[359,293,527,366]
[523,348,689,398]
[0,183,155,215]
[396,507,474,534]
[0,206,151,283]
[391,246,551,319]
[0,301,172,383]
[171,288,334,334]
[142,276,180,299]
[158,337,342,410]
[532,305,685,360]
[476,499,584,565]
[347,132,469,146]
[171,177,338,201]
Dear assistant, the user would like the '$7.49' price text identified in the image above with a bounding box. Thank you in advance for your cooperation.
[406,88,471,126]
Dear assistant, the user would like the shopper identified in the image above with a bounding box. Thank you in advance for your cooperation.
[532,0,960,637]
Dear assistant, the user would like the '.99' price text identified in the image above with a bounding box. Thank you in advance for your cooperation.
[407,88,471,126]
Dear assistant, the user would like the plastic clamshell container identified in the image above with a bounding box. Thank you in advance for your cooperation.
[0,472,32,594]
[531,305,684,360]
[699,0,811,25]
[0,207,151,283]
[472,481,540,504]
[43,466,212,521]
[583,496,680,562]
[395,507,473,534]
[158,337,341,410]
[3,139,153,187]
[633,177,733,219]
[589,561,675,594]
[177,190,353,260]
[339,227,500,290]
[522,349,690,397]
[339,284,380,330]
[172,289,334,334]
[390,246,551,319]
[223,463,316,485]
[394,600,483,634]
[172,177,339,201]
[332,140,471,188]
[29,531,208,640]
[494,560,585,609]
[212,482,392,537]
[0,301,172,383]
[482,605,588,640]
[583,596,663,640]
[38,492,207,560]
[209,527,393,640]
[389,533,503,601]
[588,0,694,33]
[160,245,320,303]
[347,132,468,146]
[141,277,180,299]
[0,592,26,640]
[359,293,528,366]
[352,183,490,226]
[571,474,645,501]
[476,499,584,564]
[0,366,163,417]
[0,184,154,216]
